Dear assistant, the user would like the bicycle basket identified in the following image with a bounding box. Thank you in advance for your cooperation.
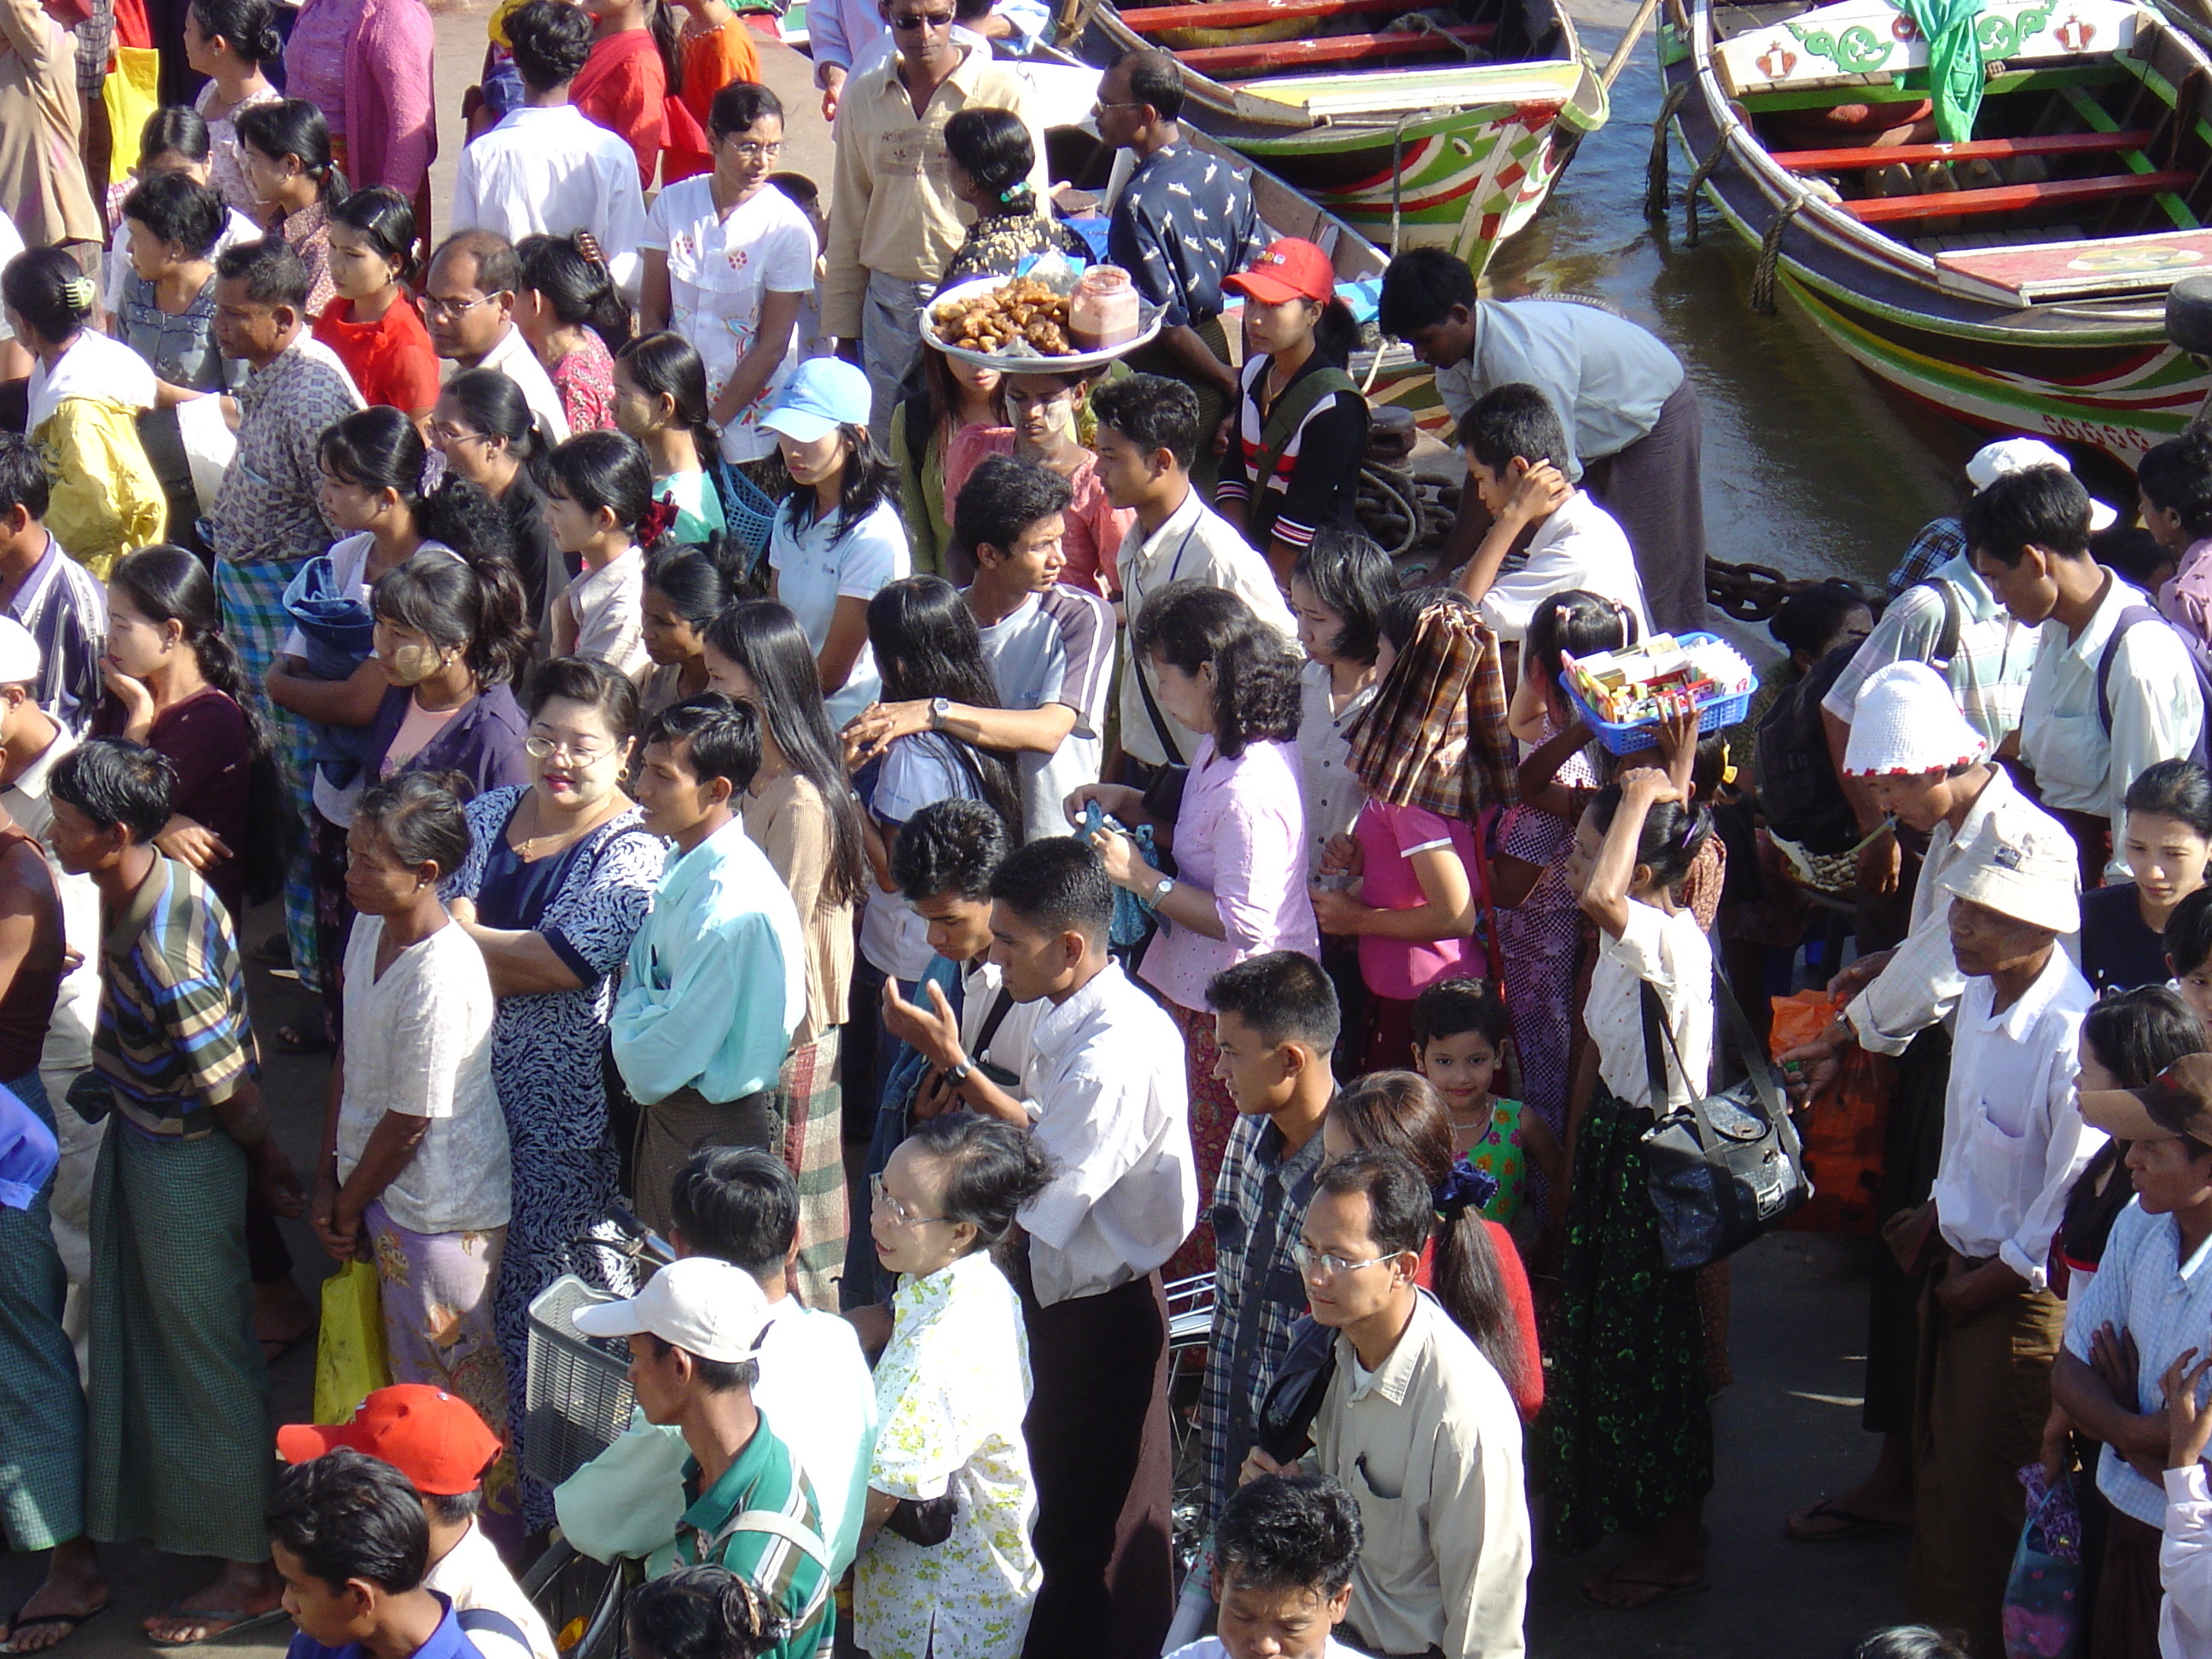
[524,1275,637,1490]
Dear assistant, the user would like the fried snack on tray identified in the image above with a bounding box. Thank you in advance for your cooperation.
[933,276,1076,357]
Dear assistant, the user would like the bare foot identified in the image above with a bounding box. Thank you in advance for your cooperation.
[1580,1545,1708,1610]
[2,1539,107,1655]
[143,1561,282,1646]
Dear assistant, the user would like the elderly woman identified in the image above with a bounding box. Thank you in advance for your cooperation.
[1074,579,1316,1278]
[444,655,664,1526]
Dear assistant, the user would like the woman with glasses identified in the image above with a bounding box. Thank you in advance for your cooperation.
[856,1112,1051,1659]
[941,364,1130,597]
[640,80,817,484]
[443,655,665,1528]
[428,369,563,647]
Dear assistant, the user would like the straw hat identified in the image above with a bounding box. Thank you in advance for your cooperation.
[1841,661,1987,777]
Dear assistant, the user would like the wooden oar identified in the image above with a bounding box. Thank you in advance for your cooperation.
[1600,0,1662,88]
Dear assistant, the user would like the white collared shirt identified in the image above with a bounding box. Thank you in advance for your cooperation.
[451,105,651,300]
[1845,768,2076,1053]
[1115,486,1295,768]
[477,324,573,444]
[560,544,648,679]
[2163,1464,2212,1658]
[1016,961,1198,1304]
[1931,946,2099,1287]
[2017,567,2202,874]
[1474,489,1650,645]
[423,1520,558,1659]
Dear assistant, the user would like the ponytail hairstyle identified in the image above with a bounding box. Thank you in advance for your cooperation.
[1,247,96,349]
[1325,1070,1534,1410]
[107,546,269,761]
[236,99,345,203]
[1586,781,1714,891]
[775,424,897,548]
[1312,295,1360,364]
[371,547,535,687]
[121,172,226,262]
[439,367,549,489]
[626,1564,785,1659]
[137,104,214,170]
[187,0,282,65]
[865,576,1022,835]
[648,0,684,96]
[547,429,676,552]
[943,107,1039,215]
[701,600,866,909]
[1130,579,1302,759]
[331,186,419,285]
[618,331,719,462]
[320,406,429,515]
[1523,588,1639,687]
[516,231,633,351]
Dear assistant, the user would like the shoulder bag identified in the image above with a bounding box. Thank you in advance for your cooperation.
[1638,972,1811,1271]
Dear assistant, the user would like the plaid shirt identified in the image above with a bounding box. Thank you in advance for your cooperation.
[1344,600,1518,818]
[1198,1111,1328,1522]
[210,338,357,567]
[1884,515,1967,599]
[94,859,252,1137]
[672,1414,835,1659]
[1825,551,2032,750]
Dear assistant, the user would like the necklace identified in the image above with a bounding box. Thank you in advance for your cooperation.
[515,789,622,859]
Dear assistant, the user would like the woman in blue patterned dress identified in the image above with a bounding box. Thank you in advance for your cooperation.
[444,655,664,1527]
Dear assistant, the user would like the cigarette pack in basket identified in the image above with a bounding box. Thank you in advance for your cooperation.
[1558,632,1757,757]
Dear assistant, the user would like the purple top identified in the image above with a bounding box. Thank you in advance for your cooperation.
[282,0,356,136]
[1138,736,1318,1013]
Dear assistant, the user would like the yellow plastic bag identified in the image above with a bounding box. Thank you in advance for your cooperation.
[101,47,161,189]
[311,1260,391,1424]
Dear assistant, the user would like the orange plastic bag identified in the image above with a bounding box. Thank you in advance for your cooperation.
[1769,989,1891,1234]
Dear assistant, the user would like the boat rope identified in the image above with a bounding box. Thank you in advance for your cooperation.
[1646,81,1690,220]
[1355,462,1423,557]
[1390,116,1408,253]
[1387,13,1488,59]
[1749,196,1803,314]
[1681,135,1730,247]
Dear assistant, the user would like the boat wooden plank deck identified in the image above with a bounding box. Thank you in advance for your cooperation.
[1839,166,2196,221]
[1114,0,1405,32]
[1194,20,1493,72]
[1772,129,2157,171]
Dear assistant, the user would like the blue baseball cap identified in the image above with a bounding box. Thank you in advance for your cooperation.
[761,358,872,444]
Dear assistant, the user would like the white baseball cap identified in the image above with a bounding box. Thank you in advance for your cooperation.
[571,1256,770,1366]
[1964,438,2117,531]
[0,618,39,686]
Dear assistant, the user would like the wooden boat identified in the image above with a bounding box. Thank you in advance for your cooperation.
[1664,0,2212,462]
[1062,0,1608,272]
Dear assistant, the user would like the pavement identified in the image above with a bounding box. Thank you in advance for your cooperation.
[0,6,1921,1656]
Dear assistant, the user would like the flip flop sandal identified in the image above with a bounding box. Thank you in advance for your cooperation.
[144,1606,288,1649]
[1784,1496,1912,1541]
[1578,1573,1711,1610]
[0,1601,108,1655]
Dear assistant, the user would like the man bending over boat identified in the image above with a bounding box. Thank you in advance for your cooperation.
[1377,247,1708,637]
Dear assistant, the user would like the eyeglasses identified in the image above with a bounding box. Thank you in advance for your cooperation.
[427,422,487,446]
[1092,97,1143,112]
[890,9,955,27]
[524,734,615,762]
[719,139,784,160]
[1290,1241,1395,1281]
[870,1173,949,1227]
[421,292,494,321]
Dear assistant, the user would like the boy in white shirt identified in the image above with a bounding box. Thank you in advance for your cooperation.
[1167,1473,1368,1659]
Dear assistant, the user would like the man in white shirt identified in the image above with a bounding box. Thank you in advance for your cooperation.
[450,0,650,301]
[1452,382,1649,646]
[551,1149,880,1579]
[1906,824,2098,1658]
[1968,462,2203,883]
[1091,373,1295,783]
[1377,247,1704,633]
[1244,1150,1528,1659]
[989,836,1196,1659]
[844,455,1114,842]
[422,230,573,443]
[277,1386,559,1659]
[1165,1474,1367,1659]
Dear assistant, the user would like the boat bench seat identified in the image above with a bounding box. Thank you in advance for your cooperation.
[1842,168,2195,223]
[1194,20,1492,72]
[1117,0,1404,31]
[1773,129,2156,172]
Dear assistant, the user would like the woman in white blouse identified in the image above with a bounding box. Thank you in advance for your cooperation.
[855,1114,1053,1659]
[312,771,516,1522]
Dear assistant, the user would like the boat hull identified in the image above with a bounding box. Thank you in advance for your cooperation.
[1663,12,2212,463]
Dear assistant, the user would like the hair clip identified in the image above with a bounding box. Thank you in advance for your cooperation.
[61,274,96,314]
[640,496,681,544]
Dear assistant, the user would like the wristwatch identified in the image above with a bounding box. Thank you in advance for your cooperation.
[928,696,953,731]
[943,1057,974,1086]
[1153,875,1178,905]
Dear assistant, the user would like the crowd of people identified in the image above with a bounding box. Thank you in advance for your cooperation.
[3,0,2212,1656]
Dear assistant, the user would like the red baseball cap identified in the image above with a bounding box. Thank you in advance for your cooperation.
[1223,238,1336,306]
[276,1385,504,1496]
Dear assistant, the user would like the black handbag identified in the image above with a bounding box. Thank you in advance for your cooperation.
[882,1493,958,1546]
[1638,974,1811,1272]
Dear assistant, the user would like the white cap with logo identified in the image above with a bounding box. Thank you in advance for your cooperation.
[1964,438,2118,532]
[570,1255,771,1366]
[0,617,40,687]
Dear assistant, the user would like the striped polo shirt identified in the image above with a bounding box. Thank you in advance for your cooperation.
[93,858,251,1138]
[672,1411,835,1659]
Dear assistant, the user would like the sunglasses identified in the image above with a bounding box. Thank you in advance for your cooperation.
[891,9,955,26]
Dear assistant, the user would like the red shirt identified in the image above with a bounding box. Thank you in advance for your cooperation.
[572,29,709,190]
[1417,1222,1545,1421]
[314,294,441,416]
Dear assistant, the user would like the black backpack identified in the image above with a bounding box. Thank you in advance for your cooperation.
[1756,578,1966,856]
[2095,604,2212,766]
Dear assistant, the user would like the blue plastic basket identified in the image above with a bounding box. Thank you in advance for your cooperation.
[716,463,779,563]
[1559,631,1755,757]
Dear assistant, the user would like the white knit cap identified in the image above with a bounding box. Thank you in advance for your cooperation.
[1842,661,1987,777]
[1964,438,2118,531]
[1939,817,2081,934]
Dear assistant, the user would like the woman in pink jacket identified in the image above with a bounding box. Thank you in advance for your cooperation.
[282,0,438,238]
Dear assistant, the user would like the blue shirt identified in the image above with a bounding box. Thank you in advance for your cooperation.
[284,1594,487,1659]
[610,815,806,1106]
[1108,143,1267,329]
